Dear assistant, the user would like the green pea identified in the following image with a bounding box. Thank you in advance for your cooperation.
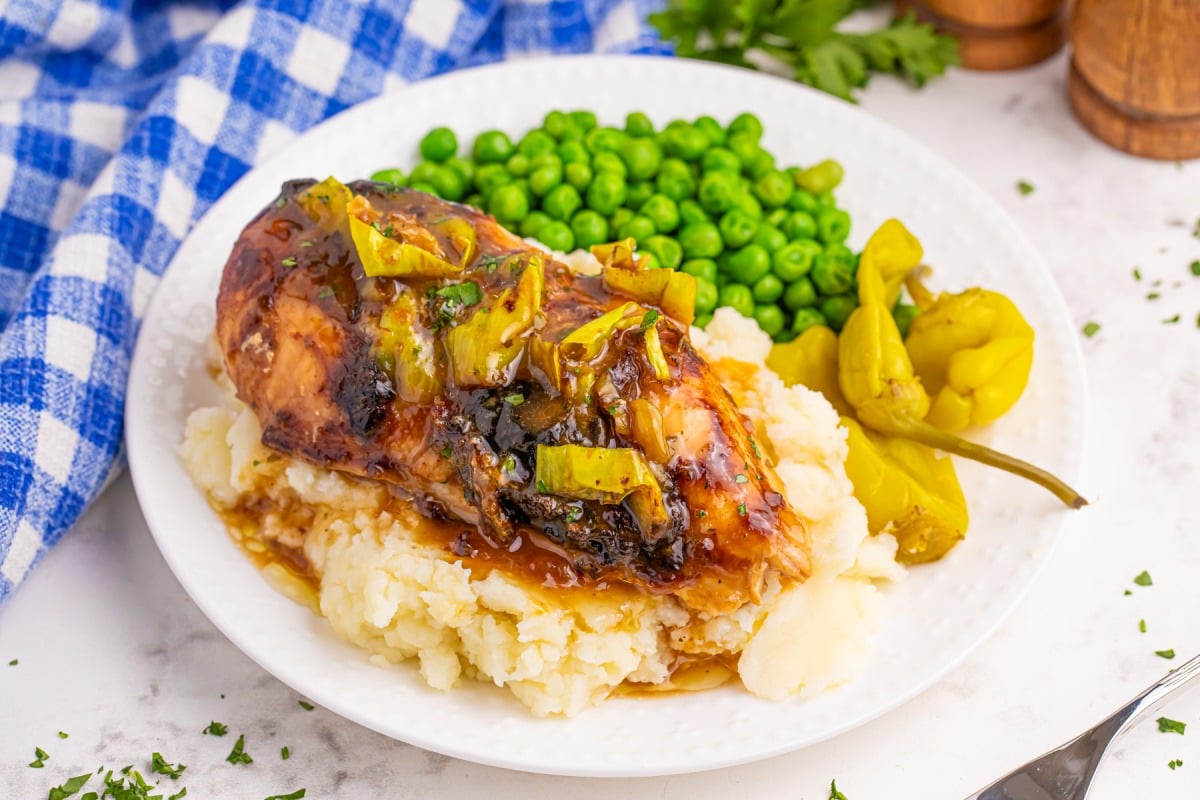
[694,312,714,329]
[445,157,474,184]
[698,171,737,214]
[558,140,590,165]
[694,278,719,314]
[718,284,755,318]
[568,110,598,131]
[678,222,724,259]
[370,168,405,187]
[557,121,585,143]
[894,303,920,339]
[591,127,627,154]
[782,211,817,241]
[726,244,771,285]
[529,151,562,170]
[542,183,582,221]
[753,224,787,253]
[694,115,725,147]
[520,211,553,239]
[773,240,821,282]
[821,295,858,331]
[419,127,457,162]
[409,180,438,196]
[640,194,680,233]
[718,209,758,249]
[816,190,838,210]
[783,277,818,310]
[825,242,855,263]
[473,130,514,164]
[617,214,656,242]
[753,304,786,336]
[796,159,845,194]
[787,189,820,213]
[625,111,656,138]
[726,133,760,168]
[473,164,511,196]
[542,110,569,140]
[488,183,529,224]
[678,200,709,227]
[570,210,609,250]
[663,125,708,161]
[592,151,627,178]
[586,172,627,215]
[655,159,695,202]
[464,192,484,209]
[751,273,784,304]
[765,208,787,228]
[701,147,741,174]
[610,207,634,233]
[506,153,531,178]
[529,162,563,197]
[564,161,592,190]
[642,235,683,271]
[517,129,556,159]
[619,137,663,182]
[429,165,465,201]
[510,179,532,203]
[791,307,827,335]
[745,150,776,180]
[538,220,574,252]
[728,112,764,141]
[817,208,851,243]
[409,161,439,185]
[625,182,654,211]
[681,258,719,284]
[811,251,856,296]
[729,191,763,220]
[754,171,792,209]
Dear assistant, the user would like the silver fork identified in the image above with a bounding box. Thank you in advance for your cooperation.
[965,653,1200,800]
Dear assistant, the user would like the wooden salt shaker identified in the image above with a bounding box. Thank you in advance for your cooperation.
[895,0,1068,70]
[1069,0,1200,161]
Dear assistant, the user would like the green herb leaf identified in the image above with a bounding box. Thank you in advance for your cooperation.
[1157,649,1176,659]
[565,505,583,523]
[1139,619,1147,633]
[1134,570,1153,586]
[737,502,748,516]
[298,700,314,711]
[226,734,254,766]
[300,240,313,248]
[317,287,335,300]
[829,779,849,800]
[1016,180,1034,196]
[281,746,291,760]
[47,773,92,800]
[734,473,749,484]
[30,746,49,768]
[1190,260,1200,277]
[504,393,525,406]
[696,510,707,518]
[7,658,16,666]
[1159,716,1187,735]
[536,478,549,494]
[168,790,188,800]
[281,257,297,267]
[264,791,306,800]
[640,309,661,332]
[1124,589,1133,596]
[203,721,228,736]
[1082,321,1100,338]
[1163,314,1181,324]
[151,752,186,779]
[1147,292,1161,300]
[1133,267,1142,281]
[1169,758,1183,770]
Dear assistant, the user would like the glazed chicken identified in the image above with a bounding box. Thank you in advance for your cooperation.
[217,178,811,613]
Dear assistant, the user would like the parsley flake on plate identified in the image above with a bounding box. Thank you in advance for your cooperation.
[1134,571,1153,587]
[1158,717,1187,735]
[226,734,253,765]
[29,746,49,768]
[298,700,315,711]
[1139,619,1147,633]
[281,746,291,760]
[1082,322,1101,338]
[203,720,228,736]
[47,772,91,800]
[264,791,306,800]
[1170,758,1183,770]
[1017,180,1034,196]
[829,779,849,800]
[151,752,187,779]
[1156,649,1177,660]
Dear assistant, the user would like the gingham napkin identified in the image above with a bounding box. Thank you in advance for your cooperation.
[0,0,668,604]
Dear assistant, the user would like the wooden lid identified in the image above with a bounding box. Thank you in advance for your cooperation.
[924,0,1062,29]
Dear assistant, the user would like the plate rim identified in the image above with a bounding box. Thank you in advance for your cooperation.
[125,52,1088,778]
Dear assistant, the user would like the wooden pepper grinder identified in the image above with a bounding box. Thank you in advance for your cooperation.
[1069,0,1200,161]
[894,0,1069,70]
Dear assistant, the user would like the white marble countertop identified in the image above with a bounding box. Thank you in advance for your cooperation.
[5,50,1200,799]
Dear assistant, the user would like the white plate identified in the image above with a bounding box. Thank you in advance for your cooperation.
[126,55,1087,778]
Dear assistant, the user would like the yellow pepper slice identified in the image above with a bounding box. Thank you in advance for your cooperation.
[766,324,852,416]
[445,256,544,387]
[534,444,668,532]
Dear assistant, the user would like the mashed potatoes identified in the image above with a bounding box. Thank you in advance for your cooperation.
[181,308,901,716]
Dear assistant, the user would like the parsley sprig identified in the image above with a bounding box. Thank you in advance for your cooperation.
[649,0,959,102]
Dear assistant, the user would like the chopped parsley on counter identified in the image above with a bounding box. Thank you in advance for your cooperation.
[1134,571,1153,587]
[1082,322,1101,338]
[226,734,253,766]
[203,720,228,736]
[829,779,849,800]
[1138,619,1146,633]
[151,752,187,779]
[1156,649,1177,660]
[29,746,49,768]
[46,772,91,800]
[298,700,314,711]
[1016,180,1034,196]
[1169,758,1184,770]
[1158,717,1187,735]
[281,746,291,760]
[264,791,306,800]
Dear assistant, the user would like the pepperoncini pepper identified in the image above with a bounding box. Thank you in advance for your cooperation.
[766,325,852,417]
[903,271,1034,433]
[842,418,968,564]
[838,222,1087,510]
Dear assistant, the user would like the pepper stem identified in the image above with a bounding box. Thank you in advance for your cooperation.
[886,413,1088,509]
[904,268,937,311]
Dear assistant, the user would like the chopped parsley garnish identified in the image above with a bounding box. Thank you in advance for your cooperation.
[607,404,620,414]
[1170,759,1183,770]
[317,287,335,300]
[1191,260,1200,277]
[734,474,748,484]
[300,240,313,248]
[47,772,91,800]
[639,309,660,332]
[1082,322,1100,338]
[1139,619,1147,633]
[298,700,314,711]
[829,779,849,800]
[281,256,297,267]
[1163,314,1181,324]
[565,506,583,523]
[749,439,760,457]
[504,392,525,406]
[264,791,306,800]
[1134,571,1153,586]
[737,503,747,516]
[501,454,517,474]
[281,746,291,760]
[696,510,707,518]
[1157,649,1177,659]
[1147,292,1161,300]
[1193,218,1200,239]
[29,746,49,768]
[1159,716,1187,735]
[7,658,16,666]
[1016,180,1034,196]
[203,721,228,736]
[430,281,483,329]
[226,734,253,765]
[151,752,186,779]
[439,446,452,458]
[169,790,188,800]
[1124,589,1133,596]
[57,731,69,739]
[1133,267,1142,281]
[536,479,549,494]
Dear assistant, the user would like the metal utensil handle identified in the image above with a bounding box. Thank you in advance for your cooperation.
[1110,652,1200,740]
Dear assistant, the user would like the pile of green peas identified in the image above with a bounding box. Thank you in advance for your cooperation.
[370,110,869,341]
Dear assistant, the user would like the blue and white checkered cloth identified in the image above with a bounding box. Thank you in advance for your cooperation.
[0,0,668,604]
